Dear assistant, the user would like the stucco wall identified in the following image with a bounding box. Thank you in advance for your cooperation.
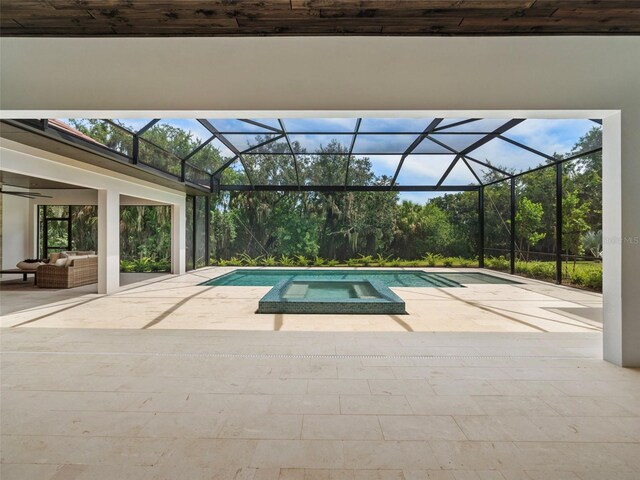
[1,189,30,273]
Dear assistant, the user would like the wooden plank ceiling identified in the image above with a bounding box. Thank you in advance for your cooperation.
[1,1,639,36]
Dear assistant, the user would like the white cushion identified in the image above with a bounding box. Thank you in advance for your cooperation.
[16,261,42,270]
[65,255,88,267]
[54,258,68,267]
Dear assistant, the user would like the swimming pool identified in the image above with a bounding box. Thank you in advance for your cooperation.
[200,269,519,288]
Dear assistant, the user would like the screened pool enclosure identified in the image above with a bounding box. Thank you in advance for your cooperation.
[7,117,603,288]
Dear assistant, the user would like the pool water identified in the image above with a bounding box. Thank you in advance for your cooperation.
[282,281,381,300]
[201,269,519,288]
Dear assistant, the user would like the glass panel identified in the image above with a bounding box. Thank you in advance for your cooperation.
[347,155,399,186]
[46,205,69,218]
[465,160,508,184]
[71,205,98,252]
[513,170,556,282]
[564,124,603,158]
[187,137,233,173]
[435,118,471,130]
[184,164,211,189]
[248,118,282,130]
[395,155,457,186]
[436,118,509,133]
[208,118,280,133]
[484,181,512,272]
[502,119,599,158]
[38,206,44,258]
[209,196,217,264]
[561,157,602,290]
[281,118,357,133]
[236,135,289,155]
[359,117,433,133]
[138,138,182,177]
[352,134,418,154]
[186,196,194,271]
[413,137,454,154]
[300,154,348,185]
[441,160,479,186]
[218,158,250,185]
[470,137,548,174]
[243,154,298,185]
[224,134,287,153]
[141,119,213,158]
[287,134,352,154]
[55,119,134,157]
[195,197,207,268]
[107,118,155,134]
[46,220,69,247]
[120,206,171,272]
[429,134,485,152]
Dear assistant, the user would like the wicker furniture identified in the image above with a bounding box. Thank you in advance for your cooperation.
[36,256,98,289]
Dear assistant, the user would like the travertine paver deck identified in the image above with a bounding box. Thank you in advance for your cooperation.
[3,268,637,479]
[0,268,603,333]
[2,328,639,479]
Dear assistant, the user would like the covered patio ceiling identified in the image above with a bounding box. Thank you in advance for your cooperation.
[1,0,638,36]
[8,117,602,193]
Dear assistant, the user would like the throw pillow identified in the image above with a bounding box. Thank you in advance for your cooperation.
[55,258,68,267]
[16,261,41,270]
[49,253,61,263]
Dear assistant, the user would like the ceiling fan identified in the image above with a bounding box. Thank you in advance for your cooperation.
[0,187,52,199]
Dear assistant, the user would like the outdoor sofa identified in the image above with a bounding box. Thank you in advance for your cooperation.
[36,252,98,288]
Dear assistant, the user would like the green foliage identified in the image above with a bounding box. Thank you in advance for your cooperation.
[279,255,295,267]
[227,256,242,266]
[392,202,453,259]
[515,197,546,260]
[375,254,392,267]
[120,257,171,273]
[119,205,171,270]
[262,255,278,266]
[294,255,309,267]
[568,264,603,290]
[238,253,262,266]
[423,253,443,267]
[486,256,510,271]
[490,257,602,291]
[357,255,374,267]
[582,230,602,258]
[313,256,326,266]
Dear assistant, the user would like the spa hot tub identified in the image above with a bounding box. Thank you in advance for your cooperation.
[257,278,406,314]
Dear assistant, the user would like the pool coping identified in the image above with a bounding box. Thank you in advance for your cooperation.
[257,278,407,315]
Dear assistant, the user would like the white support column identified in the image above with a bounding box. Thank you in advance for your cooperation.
[171,198,186,275]
[604,111,640,367]
[97,189,120,294]
[602,114,622,365]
